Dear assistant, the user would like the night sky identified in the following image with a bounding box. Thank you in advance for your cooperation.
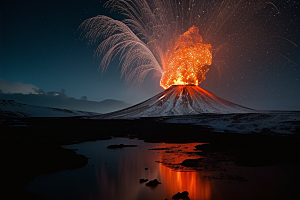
[1,0,299,110]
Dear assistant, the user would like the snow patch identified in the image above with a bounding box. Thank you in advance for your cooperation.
[162,112,300,135]
[0,99,99,118]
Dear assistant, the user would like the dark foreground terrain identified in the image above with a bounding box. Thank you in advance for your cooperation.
[1,116,300,199]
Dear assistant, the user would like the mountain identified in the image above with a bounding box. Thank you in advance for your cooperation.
[0,99,99,118]
[91,85,255,119]
[0,93,130,114]
[86,85,299,134]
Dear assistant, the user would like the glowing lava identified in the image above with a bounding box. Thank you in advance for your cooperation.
[160,26,212,89]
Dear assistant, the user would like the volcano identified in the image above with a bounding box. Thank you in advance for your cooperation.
[93,85,255,119]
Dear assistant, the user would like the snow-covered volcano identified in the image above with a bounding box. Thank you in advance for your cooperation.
[92,85,255,119]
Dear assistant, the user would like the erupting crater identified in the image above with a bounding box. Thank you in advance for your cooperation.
[160,26,212,89]
[96,25,253,118]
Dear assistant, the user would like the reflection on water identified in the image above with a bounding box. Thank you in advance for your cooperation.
[27,138,211,200]
[90,141,211,200]
[153,143,211,200]
[160,165,211,200]
[26,138,300,200]
[154,143,202,169]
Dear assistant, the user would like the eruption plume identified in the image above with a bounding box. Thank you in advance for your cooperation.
[80,0,267,89]
[79,0,284,116]
[160,26,212,89]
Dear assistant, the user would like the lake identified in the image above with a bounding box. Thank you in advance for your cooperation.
[26,138,300,200]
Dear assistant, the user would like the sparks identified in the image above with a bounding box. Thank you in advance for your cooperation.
[160,26,212,89]
[80,0,272,90]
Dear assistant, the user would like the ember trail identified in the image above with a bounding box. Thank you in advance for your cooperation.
[79,0,275,116]
[160,25,212,89]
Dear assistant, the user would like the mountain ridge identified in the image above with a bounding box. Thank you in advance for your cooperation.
[0,92,130,114]
[0,99,99,118]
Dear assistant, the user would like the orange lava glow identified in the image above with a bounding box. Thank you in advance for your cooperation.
[174,85,217,99]
[159,164,211,200]
[156,143,212,200]
[160,26,212,89]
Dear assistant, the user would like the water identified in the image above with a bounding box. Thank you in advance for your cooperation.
[26,138,300,200]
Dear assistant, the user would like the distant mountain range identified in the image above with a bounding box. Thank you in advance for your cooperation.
[0,99,100,118]
[0,92,130,114]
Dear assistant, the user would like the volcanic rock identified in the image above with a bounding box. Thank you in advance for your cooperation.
[139,178,148,183]
[146,179,161,186]
[180,159,201,167]
[172,191,190,200]
[106,144,137,149]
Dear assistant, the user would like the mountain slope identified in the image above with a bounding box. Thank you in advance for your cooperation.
[0,99,99,118]
[92,85,255,119]
[0,93,130,114]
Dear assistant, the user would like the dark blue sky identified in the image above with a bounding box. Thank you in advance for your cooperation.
[0,0,299,110]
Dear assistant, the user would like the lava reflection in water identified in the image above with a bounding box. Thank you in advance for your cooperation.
[91,141,211,200]
[26,138,300,200]
[159,164,211,200]
[156,142,212,200]
[27,139,212,200]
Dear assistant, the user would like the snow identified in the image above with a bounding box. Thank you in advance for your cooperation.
[90,85,255,119]
[87,86,299,135]
[0,99,99,118]
[161,112,300,135]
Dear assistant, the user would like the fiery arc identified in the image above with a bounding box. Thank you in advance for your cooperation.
[81,0,274,91]
[160,26,212,89]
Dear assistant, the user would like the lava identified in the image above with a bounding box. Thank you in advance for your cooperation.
[160,26,212,89]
